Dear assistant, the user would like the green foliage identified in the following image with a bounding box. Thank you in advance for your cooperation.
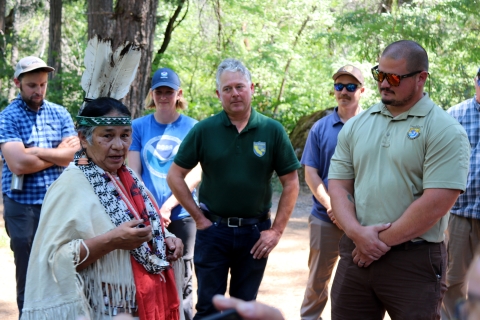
[50,1,88,114]
[1,0,479,128]
[328,0,480,108]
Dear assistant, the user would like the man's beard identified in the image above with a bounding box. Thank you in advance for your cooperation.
[380,89,414,107]
[20,85,44,109]
[23,95,44,108]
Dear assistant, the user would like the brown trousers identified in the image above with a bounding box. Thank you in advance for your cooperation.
[331,235,447,320]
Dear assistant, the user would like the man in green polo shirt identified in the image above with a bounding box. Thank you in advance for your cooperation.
[328,40,470,319]
[167,58,300,319]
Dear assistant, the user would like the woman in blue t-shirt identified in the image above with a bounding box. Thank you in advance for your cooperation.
[128,67,201,320]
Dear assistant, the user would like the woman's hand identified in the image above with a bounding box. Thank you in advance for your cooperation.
[109,220,153,250]
[165,237,184,261]
[159,204,172,227]
[78,220,152,271]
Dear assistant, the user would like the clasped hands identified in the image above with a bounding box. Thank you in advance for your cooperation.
[351,223,391,268]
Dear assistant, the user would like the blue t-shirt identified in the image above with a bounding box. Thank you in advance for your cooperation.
[301,107,344,222]
[130,113,198,221]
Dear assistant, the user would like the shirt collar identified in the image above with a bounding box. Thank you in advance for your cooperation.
[474,94,480,112]
[331,107,343,125]
[220,107,258,130]
[369,93,434,119]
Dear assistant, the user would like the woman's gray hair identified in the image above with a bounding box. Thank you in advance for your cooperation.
[76,126,96,145]
[215,58,252,90]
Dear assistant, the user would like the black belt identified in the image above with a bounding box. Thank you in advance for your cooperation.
[202,210,270,227]
[390,240,436,251]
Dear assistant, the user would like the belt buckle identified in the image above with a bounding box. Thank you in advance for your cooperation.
[227,217,241,227]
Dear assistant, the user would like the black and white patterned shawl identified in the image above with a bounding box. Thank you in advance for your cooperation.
[74,151,169,274]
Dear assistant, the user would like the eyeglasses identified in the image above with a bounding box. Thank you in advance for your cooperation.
[334,83,359,92]
[371,65,423,86]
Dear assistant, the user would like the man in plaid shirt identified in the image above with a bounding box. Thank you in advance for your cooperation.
[0,56,79,315]
[442,68,480,319]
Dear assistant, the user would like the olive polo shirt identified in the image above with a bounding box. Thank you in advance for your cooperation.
[174,108,300,218]
[329,94,470,242]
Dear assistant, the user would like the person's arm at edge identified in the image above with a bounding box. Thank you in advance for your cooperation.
[304,165,341,229]
[329,179,360,234]
[167,162,211,230]
[251,169,299,259]
[162,163,202,212]
[378,188,460,246]
[127,151,142,180]
[305,165,331,209]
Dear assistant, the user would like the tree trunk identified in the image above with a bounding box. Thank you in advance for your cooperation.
[48,0,63,103]
[87,0,157,119]
[87,0,113,40]
[0,0,5,38]
[8,2,20,101]
[0,0,6,95]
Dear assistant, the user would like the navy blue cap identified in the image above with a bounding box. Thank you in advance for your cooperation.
[151,68,180,90]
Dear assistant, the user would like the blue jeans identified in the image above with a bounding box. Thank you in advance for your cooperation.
[193,218,271,319]
[3,195,42,316]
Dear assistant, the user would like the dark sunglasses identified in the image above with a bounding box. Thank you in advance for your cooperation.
[334,83,359,92]
[371,65,423,86]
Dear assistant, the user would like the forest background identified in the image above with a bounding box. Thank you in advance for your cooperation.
[0,0,479,134]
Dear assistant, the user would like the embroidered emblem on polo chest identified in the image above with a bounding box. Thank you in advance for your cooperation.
[253,141,266,157]
[407,126,421,140]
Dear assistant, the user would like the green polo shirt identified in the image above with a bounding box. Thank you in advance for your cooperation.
[329,94,470,242]
[174,108,300,218]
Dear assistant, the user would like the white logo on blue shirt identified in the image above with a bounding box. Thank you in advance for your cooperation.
[143,135,182,178]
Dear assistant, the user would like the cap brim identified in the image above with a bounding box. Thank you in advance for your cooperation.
[15,66,55,79]
[332,71,363,85]
[151,82,179,91]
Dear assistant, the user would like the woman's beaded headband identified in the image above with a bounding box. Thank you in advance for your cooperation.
[76,116,132,126]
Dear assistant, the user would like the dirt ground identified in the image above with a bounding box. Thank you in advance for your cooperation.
[0,187,391,320]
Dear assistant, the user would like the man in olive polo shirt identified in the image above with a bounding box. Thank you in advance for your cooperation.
[328,40,470,319]
[167,58,300,319]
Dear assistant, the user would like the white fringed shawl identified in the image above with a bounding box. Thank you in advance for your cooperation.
[20,164,176,320]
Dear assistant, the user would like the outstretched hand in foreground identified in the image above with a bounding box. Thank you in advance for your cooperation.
[212,295,285,320]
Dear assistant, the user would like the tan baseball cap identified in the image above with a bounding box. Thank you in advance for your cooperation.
[332,65,364,85]
[14,56,54,79]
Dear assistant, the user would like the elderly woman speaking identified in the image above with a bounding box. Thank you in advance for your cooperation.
[21,97,183,320]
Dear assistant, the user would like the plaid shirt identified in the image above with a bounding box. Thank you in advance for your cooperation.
[0,95,76,204]
[447,95,480,219]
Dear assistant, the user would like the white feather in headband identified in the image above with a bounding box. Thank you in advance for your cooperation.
[80,35,141,112]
